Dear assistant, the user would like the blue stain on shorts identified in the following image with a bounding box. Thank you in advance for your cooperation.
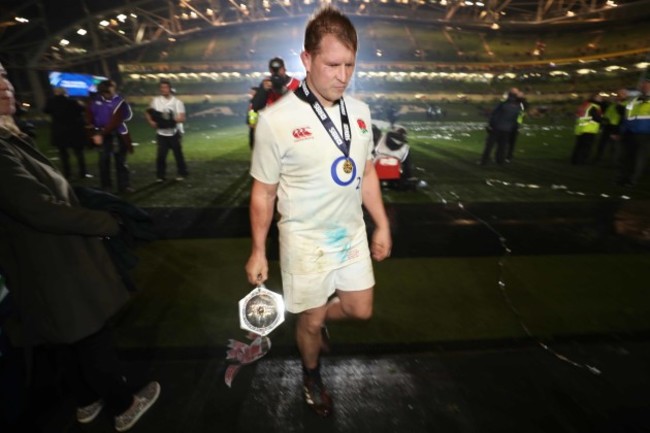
[325,227,352,263]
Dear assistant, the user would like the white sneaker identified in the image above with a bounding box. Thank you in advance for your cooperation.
[77,399,104,423]
[114,381,161,432]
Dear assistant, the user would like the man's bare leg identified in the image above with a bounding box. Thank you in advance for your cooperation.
[296,304,333,416]
[296,305,327,369]
[325,288,374,321]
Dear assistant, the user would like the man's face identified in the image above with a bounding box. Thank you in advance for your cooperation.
[301,34,356,107]
[160,83,172,97]
[0,63,16,116]
[103,83,116,98]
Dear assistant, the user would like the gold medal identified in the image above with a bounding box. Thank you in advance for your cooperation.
[343,159,353,174]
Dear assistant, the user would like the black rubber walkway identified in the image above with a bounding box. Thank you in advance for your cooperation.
[7,337,650,432]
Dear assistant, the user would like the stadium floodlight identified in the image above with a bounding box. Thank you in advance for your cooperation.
[77,28,87,36]
[117,13,128,22]
[99,20,110,27]
[14,17,29,23]
[59,39,70,46]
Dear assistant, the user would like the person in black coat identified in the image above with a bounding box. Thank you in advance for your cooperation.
[480,88,524,165]
[44,87,92,179]
[0,62,159,432]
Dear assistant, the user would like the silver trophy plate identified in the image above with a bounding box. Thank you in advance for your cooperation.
[239,284,285,336]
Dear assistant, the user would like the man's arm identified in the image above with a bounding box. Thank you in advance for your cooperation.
[361,160,392,261]
[176,99,186,123]
[245,179,278,285]
[251,80,271,112]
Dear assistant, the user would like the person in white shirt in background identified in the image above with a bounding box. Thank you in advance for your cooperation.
[145,79,188,182]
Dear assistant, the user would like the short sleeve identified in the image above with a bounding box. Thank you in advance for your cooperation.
[250,112,281,184]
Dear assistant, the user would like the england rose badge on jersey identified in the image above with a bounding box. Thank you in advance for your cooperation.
[357,118,368,134]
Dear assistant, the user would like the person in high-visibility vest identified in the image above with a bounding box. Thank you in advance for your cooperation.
[246,86,259,149]
[570,94,603,165]
[594,88,628,164]
[617,80,650,187]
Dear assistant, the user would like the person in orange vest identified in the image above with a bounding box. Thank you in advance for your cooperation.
[570,93,603,165]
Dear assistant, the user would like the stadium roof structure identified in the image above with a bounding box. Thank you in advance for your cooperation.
[2,0,650,72]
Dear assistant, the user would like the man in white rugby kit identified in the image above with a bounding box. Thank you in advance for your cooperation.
[245,6,392,418]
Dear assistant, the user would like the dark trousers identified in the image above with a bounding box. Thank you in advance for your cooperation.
[99,134,130,191]
[58,326,133,416]
[571,133,597,165]
[618,132,650,186]
[481,130,510,165]
[594,125,620,164]
[156,133,188,179]
[58,146,88,179]
[507,126,519,160]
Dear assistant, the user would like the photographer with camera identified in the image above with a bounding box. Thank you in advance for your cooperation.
[248,57,300,149]
[145,79,188,182]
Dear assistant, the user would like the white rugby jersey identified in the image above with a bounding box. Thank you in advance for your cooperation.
[251,92,374,274]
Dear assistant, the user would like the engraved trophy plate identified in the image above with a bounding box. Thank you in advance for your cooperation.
[239,284,285,336]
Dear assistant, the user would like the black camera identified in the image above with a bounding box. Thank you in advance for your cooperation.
[147,108,176,129]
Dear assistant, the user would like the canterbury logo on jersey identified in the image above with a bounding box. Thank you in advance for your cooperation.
[292,127,313,140]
